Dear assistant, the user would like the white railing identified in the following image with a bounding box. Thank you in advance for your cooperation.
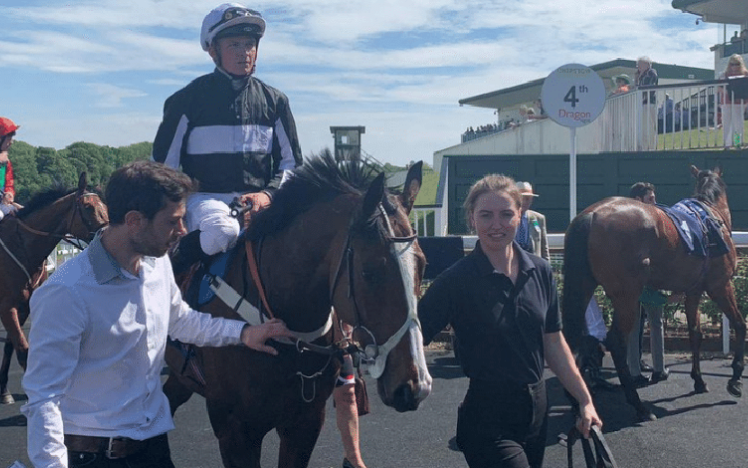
[597,79,748,152]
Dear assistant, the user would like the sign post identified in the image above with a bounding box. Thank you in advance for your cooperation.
[540,64,606,220]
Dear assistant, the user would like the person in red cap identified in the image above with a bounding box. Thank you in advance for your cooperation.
[0,117,20,221]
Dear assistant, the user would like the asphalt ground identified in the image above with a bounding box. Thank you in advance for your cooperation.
[1,348,747,468]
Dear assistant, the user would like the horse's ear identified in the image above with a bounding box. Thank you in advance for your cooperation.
[362,172,386,217]
[77,172,88,195]
[400,161,422,215]
[690,165,700,178]
[714,166,723,177]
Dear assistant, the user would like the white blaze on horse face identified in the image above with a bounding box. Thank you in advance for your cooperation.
[391,240,432,401]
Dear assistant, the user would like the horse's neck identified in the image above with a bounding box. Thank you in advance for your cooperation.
[260,196,356,329]
[16,196,74,267]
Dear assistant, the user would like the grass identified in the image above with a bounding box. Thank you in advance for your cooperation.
[656,120,748,151]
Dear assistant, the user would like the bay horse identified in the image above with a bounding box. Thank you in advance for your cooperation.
[562,165,744,422]
[163,154,432,467]
[0,172,109,403]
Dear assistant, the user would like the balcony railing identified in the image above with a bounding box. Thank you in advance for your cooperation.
[598,77,748,152]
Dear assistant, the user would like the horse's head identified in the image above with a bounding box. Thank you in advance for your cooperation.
[70,172,109,242]
[332,162,432,412]
[690,165,730,230]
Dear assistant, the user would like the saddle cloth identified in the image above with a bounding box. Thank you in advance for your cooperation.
[659,199,729,258]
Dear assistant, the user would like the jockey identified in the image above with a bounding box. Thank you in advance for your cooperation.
[0,117,20,222]
[152,3,303,273]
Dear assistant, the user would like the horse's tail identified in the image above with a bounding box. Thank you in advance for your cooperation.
[562,212,596,354]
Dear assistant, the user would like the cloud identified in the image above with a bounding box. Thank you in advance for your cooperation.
[87,83,147,108]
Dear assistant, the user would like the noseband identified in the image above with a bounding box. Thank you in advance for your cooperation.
[330,203,420,379]
[16,192,100,249]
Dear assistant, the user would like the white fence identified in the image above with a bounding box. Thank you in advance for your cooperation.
[597,79,748,152]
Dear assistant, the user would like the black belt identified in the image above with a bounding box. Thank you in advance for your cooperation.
[64,434,150,459]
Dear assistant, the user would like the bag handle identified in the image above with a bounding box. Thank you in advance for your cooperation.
[559,425,618,468]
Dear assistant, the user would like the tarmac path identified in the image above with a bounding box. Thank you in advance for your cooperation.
[1,347,747,468]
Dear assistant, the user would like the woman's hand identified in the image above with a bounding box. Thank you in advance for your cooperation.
[577,401,603,438]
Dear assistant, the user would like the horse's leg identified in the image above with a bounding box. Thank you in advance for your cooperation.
[706,282,746,397]
[277,400,327,468]
[607,295,655,421]
[207,398,267,468]
[0,341,15,404]
[162,371,194,416]
[683,293,708,394]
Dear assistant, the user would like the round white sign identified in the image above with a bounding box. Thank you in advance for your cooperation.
[541,63,606,128]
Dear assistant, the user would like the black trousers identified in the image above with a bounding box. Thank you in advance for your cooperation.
[68,434,176,468]
[456,379,548,468]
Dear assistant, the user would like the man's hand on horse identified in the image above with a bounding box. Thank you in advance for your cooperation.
[240,318,296,355]
[2,192,13,205]
[576,401,603,439]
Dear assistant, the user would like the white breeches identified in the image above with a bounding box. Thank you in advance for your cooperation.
[185,192,242,256]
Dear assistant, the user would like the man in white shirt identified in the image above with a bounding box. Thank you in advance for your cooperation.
[21,160,293,468]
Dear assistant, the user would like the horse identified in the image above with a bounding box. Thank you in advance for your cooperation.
[163,154,433,468]
[562,165,744,422]
[0,172,109,403]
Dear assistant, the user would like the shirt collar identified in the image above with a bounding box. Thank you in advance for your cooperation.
[470,240,537,278]
[88,229,156,284]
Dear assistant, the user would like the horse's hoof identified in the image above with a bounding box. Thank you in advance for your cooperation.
[1,394,15,405]
[637,409,657,422]
[694,381,709,394]
[727,379,742,398]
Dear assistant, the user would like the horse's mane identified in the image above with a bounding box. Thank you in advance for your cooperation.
[16,184,76,220]
[693,169,726,205]
[248,150,394,240]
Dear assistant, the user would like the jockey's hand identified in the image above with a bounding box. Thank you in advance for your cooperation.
[239,191,271,225]
[240,318,295,355]
[576,401,603,439]
[1,192,12,205]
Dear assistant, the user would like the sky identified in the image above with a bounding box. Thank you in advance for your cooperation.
[0,0,729,168]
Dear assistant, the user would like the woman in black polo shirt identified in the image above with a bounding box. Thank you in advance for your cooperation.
[418,174,600,468]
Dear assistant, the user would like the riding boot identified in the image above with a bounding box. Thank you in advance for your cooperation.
[171,230,209,275]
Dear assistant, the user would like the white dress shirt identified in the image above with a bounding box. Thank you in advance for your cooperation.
[21,231,246,468]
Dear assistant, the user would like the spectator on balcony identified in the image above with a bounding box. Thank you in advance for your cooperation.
[635,58,658,144]
[611,74,631,95]
[718,54,748,148]
[635,56,658,151]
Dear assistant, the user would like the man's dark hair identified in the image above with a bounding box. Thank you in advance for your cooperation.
[105,160,194,225]
[629,181,655,199]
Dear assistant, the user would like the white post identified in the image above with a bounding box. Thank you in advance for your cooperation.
[570,127,577,220]
[723,314,730,355]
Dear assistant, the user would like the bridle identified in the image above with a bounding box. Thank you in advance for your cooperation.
[329,203,420,379]
[16,192,101,250]
[0,192,100,284]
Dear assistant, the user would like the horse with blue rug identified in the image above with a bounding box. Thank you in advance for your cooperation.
[562,165,744,422]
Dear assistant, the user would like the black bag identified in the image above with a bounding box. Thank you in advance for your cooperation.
[558,425,618,468]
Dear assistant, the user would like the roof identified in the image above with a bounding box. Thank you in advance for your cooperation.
[458,58,714,110]
[672,0,748,25]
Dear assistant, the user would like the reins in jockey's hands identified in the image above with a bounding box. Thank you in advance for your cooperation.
[238,191,271,225]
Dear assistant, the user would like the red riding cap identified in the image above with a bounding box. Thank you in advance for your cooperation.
[0,117,20,137]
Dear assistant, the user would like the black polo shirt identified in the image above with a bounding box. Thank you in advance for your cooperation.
[419,241,561,386]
